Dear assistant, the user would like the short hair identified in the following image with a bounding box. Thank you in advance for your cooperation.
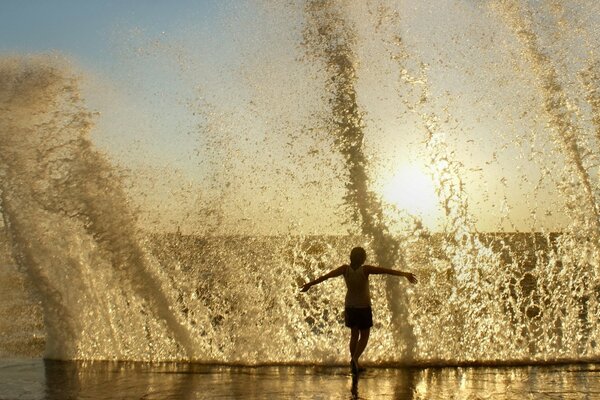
[350,246,367,266]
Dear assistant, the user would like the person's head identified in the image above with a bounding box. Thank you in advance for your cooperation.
[350,246,367,267]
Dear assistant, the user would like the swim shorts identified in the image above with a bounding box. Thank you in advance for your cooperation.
[344,307,373,329]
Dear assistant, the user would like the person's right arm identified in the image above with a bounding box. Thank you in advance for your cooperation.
[364,265,418,283]
[300,265,347,292]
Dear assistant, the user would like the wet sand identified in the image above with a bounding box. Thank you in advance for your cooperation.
[1,359,600,399]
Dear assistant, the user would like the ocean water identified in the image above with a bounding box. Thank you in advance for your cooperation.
[2,0,600,397]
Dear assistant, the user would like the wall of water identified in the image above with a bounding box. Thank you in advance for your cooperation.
[1,0,600,365]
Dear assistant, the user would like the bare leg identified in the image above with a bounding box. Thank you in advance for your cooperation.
[353,328,370,368]
[349,328,359,359]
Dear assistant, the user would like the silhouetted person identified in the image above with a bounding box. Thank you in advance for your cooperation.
[300,246,417,374]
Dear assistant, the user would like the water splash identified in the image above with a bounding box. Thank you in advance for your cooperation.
[492,0,600,239]
[302,0,416,360]
[2,0,600,366]
[0,57,196,360]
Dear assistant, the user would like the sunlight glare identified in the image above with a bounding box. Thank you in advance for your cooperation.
[382,165,439,223]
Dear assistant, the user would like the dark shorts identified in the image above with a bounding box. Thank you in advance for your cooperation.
[344,307,373,329]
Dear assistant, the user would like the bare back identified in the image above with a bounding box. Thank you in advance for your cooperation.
[343,264,371,308]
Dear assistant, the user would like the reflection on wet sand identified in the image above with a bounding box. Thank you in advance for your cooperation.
[1,359,598,400]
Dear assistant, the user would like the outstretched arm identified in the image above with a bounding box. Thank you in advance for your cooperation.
[300,265,346,292]
[364,265,418,284]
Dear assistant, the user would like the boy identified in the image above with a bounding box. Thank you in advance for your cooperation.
[300,246,417,374]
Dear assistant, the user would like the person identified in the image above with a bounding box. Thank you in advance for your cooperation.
[300,246,417,374]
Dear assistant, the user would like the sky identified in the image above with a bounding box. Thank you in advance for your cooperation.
[2,0,600,235]
[0,1,220,57]
[0,0,222,166]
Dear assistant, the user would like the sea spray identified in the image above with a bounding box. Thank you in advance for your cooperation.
[492,0,600,239]
[368,2,524,361]
[3,0,600,366]
[0,57,196,360]
[302,0,416,360]
[491,0,600,356]
[580,62,600,155]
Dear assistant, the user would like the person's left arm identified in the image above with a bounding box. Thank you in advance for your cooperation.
[364,265,418,283]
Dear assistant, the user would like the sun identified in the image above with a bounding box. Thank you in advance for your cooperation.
[380,164,440,226]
